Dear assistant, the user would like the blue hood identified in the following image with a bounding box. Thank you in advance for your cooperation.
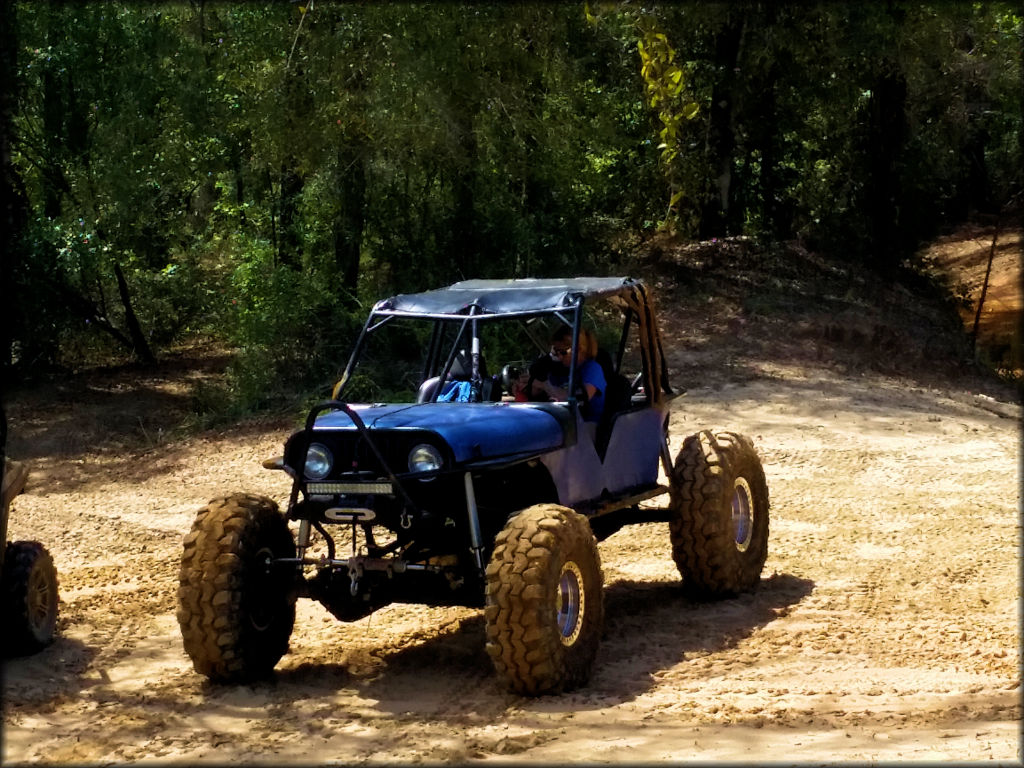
[312,402,566,462]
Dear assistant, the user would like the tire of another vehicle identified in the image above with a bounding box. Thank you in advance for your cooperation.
[2,540,59,655]
[484,503,604,695]
[668,430,769,598]
[177,493,297,682]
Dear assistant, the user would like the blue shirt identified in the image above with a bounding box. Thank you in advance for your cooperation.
[551,359,606,422]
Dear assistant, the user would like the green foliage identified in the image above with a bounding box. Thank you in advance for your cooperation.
[4,1,1020,412]
[634,14,700,213]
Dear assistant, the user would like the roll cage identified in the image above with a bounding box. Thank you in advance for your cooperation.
[331,277,674,411]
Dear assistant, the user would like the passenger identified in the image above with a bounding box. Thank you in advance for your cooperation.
[509,369,531,402]
[528,326,606,422]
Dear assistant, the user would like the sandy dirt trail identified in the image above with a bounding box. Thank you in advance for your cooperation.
[2,356,1019,763]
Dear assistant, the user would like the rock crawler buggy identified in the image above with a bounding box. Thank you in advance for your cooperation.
[177,277,770,694]
[1,404,60,656]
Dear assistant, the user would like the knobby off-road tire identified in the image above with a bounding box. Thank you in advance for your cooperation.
[177,493,297,682]
[484,503,604,695]
[2,541,59,655]
[668,430,769,598]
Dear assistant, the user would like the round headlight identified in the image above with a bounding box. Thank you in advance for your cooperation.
[304,443,333,480]
[408,443,444,475]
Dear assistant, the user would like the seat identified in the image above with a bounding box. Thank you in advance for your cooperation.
[416,377,442,403]
[416,350,500,403]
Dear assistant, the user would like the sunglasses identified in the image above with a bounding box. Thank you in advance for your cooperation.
[551,346,572,356]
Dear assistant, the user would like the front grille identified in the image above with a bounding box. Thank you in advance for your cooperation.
[335,433,410,475]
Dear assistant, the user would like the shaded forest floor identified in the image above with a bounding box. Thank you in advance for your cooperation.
[2,223,1021,763]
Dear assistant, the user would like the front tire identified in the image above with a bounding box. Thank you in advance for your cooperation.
[2,541,59,655]
[176,493,297,682]
[668,430,769,598]
[484,503,604,695]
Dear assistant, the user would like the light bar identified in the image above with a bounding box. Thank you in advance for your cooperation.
[307,482,393,495]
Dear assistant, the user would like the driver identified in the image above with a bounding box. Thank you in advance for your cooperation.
[527,326,606,422]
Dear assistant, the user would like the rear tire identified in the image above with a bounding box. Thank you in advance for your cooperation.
[668,430,769,598]
[177,493,297,682]
[484,503,603,695]
[2,541,59,655]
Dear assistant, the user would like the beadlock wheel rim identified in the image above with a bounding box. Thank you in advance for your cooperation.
[732,477,754,552]
[27,564,54,632]
[557,560,585,646]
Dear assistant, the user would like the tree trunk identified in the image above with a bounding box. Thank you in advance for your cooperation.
[113,263,156,365]
[275,60,313,269]
[276,159,304,268]
[752,59,784,239]
[232,144,246,225]
[47,277,132,352]
[41,69,64,219]
[450,119,479,280]
[445,57,480,283]
[863,62,907,271]
[699,14,746,239]
[970,221,1001,354]
[0,0,28,373]
[333,142,365,308]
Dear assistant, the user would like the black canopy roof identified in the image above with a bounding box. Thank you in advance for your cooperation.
[371,277,642,317]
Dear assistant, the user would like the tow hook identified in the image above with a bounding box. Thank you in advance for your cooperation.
[347,560,364,596]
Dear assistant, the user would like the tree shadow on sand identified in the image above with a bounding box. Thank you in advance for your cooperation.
[256,571,814,716]
[2,634,99,715]
[582,571,815,705]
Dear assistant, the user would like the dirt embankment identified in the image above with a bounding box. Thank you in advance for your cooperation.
[2,229,1020,763]
[917,223,1021,372]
